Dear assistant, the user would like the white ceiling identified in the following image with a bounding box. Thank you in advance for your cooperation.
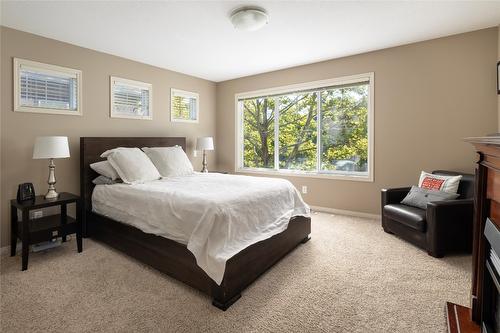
[1,1,500,82]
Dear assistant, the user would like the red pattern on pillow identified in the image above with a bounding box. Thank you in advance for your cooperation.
[420,176,445,190]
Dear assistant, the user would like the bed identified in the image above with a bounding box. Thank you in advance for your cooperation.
[80,137,311,310]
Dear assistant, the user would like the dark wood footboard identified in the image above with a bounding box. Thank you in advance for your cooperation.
[213,215,311,309]
[87,212,311,310]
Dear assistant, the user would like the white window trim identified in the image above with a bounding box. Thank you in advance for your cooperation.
[110,76,153,120]
[170,88,199,123]
[234,72,375,182]
[13,58,82,116]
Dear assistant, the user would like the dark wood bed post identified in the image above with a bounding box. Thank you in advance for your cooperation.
[79,138,89,237]
[80,137,311,310]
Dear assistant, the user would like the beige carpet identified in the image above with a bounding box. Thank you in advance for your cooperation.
[0,212,471,333]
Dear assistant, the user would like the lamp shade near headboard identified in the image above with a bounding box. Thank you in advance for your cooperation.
[196,137,214,151]
[33,136,70,159]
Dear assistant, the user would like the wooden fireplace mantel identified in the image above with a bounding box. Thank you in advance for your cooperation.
[446,135,500,333]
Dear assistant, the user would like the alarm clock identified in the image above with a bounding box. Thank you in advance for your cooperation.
[17,183,35,203]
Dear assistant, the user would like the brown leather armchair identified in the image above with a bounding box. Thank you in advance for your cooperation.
[381,170,474,258]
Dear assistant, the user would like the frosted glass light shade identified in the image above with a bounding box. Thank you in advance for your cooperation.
[196,137,214,151]
[230,8,269,31]
[33,136,70,159]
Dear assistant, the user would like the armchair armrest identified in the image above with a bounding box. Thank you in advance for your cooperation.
[426,199,474,257]
[427,199,473,208]
[381,187,411,206]
[381,187,411,231]
[427,199,474,219]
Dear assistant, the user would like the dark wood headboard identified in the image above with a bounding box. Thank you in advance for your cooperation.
[80,137,186,235]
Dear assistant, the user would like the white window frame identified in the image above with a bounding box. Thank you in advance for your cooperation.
[235,72,375,182]
[110,76,153,120]
[13,58,82,116]
[170,88,199,123]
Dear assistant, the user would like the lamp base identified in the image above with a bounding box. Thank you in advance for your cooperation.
[45,158,59,200]
[201,150,209,173]
[45,189,59,200]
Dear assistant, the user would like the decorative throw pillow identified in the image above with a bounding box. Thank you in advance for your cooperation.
[418,171,462,194]
[100,147,161,184]
[90,160,120,180]
[401,186,459,209]
[142,146,194,177]
[92,175,122,185]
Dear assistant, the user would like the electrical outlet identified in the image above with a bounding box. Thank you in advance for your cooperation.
[33,210,43,219]
[301,186,308,194]
[193,150,198,157]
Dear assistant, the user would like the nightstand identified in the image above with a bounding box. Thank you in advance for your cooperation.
[10,192,82,271]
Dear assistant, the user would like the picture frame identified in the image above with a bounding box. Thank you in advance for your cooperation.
[110,76,153,120]
[171,88,199,123]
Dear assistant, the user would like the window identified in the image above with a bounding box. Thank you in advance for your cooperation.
[110,77,152,120]
[241,97,275,168]
[236,73,374,181]
[171,88,199,123]
[14,58,82,115]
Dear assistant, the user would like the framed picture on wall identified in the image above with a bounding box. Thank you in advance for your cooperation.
[110,76,152,120]
[171,88,199,123]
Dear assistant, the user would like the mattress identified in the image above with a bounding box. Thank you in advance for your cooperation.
[92,172,310,284]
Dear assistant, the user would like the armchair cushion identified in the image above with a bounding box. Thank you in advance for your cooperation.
[418,171,462,193]
[383,204,426,232]
[400,186,459,209]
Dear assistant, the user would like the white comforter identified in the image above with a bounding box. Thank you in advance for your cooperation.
[92,173,310,284]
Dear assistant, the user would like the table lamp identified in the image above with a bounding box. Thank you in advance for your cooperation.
[196,137,214,173]
[33,136,70,199]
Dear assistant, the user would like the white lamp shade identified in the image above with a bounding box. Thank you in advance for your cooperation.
[196,137,214,151]
[33,136,70,159]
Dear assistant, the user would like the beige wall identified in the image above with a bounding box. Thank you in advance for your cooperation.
[1,26,498,248]
[0,27,217,247]
[216,28,498,215]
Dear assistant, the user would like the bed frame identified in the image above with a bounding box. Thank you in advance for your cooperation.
[80,137,311,310]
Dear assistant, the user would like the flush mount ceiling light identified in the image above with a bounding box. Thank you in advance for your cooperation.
[230,7,269,31]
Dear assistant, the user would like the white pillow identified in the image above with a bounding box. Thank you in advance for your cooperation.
[92,175,122,185]
[90,161,119,180]
[100,147,161,184]
[418,171,462,194]
[142,146,194,177]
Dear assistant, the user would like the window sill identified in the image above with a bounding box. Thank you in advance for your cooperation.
[14,106,82,116]
[235,168,373,182]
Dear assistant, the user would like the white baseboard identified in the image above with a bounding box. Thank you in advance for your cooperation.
[310,205,380,220]
[0,243,21,256]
